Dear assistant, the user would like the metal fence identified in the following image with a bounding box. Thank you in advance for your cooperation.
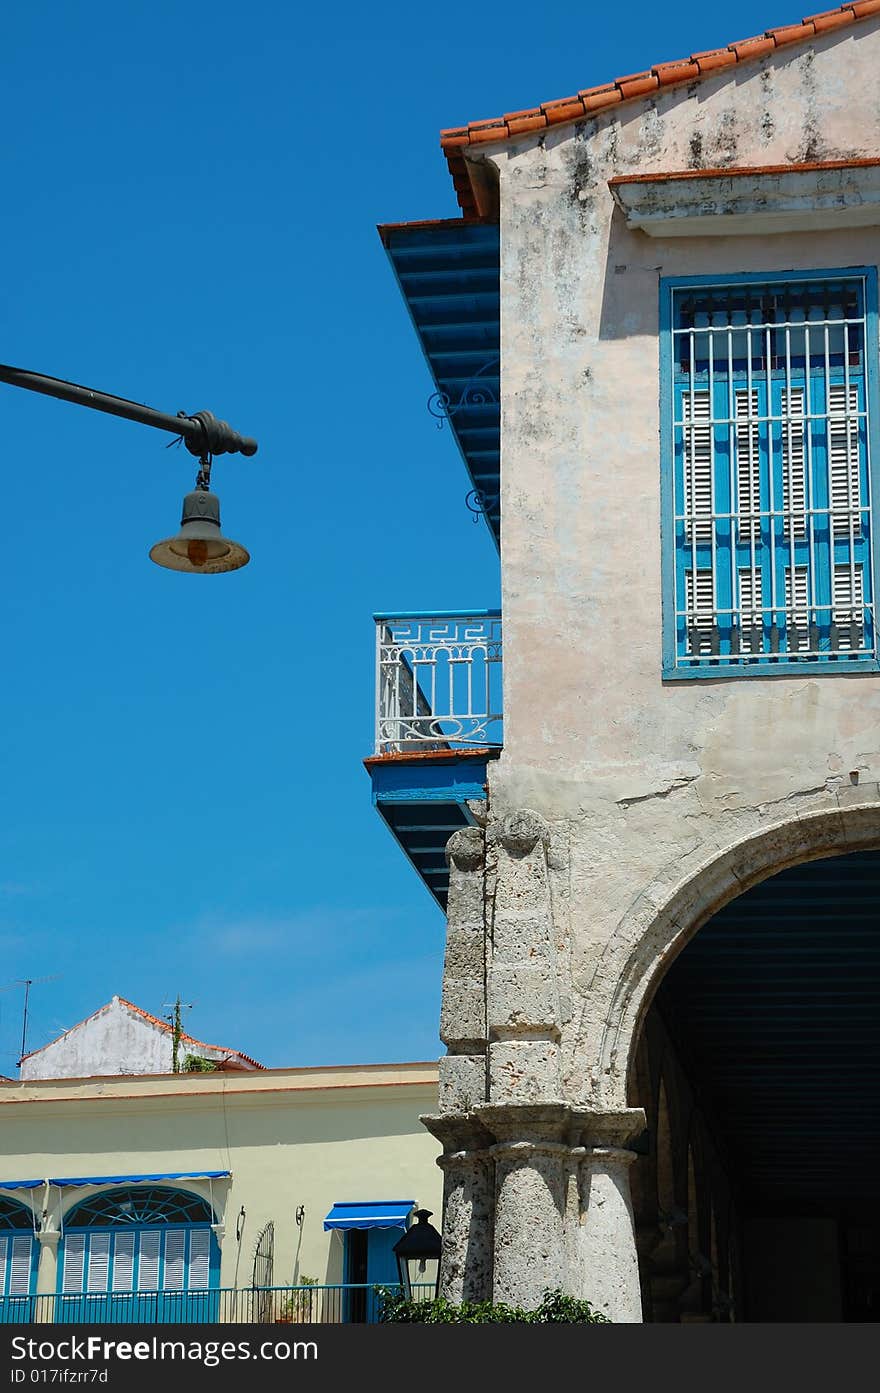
[0,1283,434,1326]
[375,610,503,753]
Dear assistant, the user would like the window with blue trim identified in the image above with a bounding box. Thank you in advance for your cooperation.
[57,1187,218,1322]
[664,271,878,675]
[0,1198,37,1312]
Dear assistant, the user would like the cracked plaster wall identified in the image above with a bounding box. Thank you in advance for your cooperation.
[474,22,880,1108]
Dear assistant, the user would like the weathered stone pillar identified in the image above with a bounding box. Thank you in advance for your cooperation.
[438,825,487,1113]
[488,810,562,1102]
[423,824,493,1302]
[425,1115,494,1303]
[481,1104,568,1307]
[570,1109,645,1322]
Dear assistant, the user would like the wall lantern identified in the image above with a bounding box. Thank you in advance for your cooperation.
[0,362,257,572]
[393,1208,442,1299]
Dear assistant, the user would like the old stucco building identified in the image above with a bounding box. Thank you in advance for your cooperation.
[368,2,880,1322]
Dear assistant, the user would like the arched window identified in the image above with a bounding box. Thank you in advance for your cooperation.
[0,1197,38,1318]
[58,1187,218,1323]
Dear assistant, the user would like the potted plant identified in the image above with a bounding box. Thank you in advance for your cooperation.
[276,1276,318,1323]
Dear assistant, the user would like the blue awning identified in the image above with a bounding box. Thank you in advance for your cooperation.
[49,1170,231,1187]
[0,1179,43,1191]
[324,1200,414,1232]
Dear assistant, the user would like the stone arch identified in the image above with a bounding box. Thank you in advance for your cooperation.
[594,801,880,1109]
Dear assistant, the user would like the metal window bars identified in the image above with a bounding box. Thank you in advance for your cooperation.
[672,278,874,669]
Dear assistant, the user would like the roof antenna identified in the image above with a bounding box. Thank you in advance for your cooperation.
[13,975,61,1068]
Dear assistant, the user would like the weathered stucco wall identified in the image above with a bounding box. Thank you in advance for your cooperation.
[475,21,880,1103]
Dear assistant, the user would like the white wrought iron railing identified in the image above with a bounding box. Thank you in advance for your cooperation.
[374,610,503,753]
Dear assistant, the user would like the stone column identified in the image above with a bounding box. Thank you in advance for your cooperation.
[424,1115,494,1303]
[424,824,493,1302]
[438,825,487,1114]
[480,1104,569,1308]
[570,1109,646,1322]
[488,810,562,1103]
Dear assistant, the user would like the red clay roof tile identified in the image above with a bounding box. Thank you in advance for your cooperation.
[439,2,879,216]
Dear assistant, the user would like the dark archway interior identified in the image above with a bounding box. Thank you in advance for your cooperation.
[649,848,880,1321]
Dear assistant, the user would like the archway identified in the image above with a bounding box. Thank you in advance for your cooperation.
[627,846,880,1321]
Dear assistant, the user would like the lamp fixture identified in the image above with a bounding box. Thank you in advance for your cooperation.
[149,455,249,574]
[393,1208,442,1300]
[0,362,257,572]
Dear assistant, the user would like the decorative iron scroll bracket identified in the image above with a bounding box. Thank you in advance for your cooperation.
[427,359,499,431]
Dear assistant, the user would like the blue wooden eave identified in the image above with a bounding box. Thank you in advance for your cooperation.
[365,751,498,910]
[379,220,500,545]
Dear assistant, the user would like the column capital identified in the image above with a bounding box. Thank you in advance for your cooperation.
[421,1111,494,1153]
[475,1100,571,1144]
[37,1229,60,1249]
[569,1107,646,1150]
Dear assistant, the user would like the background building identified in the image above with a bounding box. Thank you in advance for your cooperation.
[19,996,262,1080]
[1,1002,441,1322]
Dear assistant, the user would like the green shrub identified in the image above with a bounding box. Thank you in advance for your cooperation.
[378,1287,609,1324]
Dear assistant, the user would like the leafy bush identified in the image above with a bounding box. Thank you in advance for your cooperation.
[181,1053,219,1073]
[378,1287,609,1324]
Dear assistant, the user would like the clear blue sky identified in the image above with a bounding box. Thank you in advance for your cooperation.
[0,0,798,1073]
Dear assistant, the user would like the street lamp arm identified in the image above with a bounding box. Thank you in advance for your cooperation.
[0,363,258,458]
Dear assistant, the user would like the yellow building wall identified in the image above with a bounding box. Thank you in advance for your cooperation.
[0,1065,442,1296]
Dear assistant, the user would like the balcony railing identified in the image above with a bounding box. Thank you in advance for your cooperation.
[374,610,502,754]
[0,1283,434,1326]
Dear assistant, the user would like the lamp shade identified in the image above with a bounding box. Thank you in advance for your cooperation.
[150,488,249,574]
[392,1209,442,1299]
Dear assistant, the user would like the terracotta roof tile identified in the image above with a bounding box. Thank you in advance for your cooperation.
[729,35,778,57]
[439,2,879,216]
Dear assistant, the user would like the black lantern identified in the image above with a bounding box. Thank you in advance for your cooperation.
[393,1208,442,1299]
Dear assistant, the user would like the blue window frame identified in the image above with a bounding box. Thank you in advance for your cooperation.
[57,1187,219,1324]
[0,1198,38,1324]
[661,269,880,677]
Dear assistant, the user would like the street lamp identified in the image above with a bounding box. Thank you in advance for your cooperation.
[393,1209,442,1300]
[0,361,257,573]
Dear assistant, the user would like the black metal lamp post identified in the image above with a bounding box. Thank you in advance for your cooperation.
[0,361,257,573]
[392,1209,442,1299]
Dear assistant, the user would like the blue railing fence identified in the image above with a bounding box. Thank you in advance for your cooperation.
[0,1283,434,1326]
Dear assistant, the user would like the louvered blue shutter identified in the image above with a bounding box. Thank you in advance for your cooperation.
[62,1233,86,1294]
[137,1231,160,1290]
[187,1230,211,1290]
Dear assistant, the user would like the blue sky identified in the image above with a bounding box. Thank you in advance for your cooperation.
[0,0,801,1072]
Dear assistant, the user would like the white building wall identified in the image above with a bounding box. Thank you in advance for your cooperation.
[19,998,236,1080]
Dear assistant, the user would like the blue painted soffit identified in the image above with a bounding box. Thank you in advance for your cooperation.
[324,1200,414,1231]
[367,753,495,911]
[379,220,500,545]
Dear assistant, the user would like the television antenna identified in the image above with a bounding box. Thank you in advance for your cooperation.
[9,975,62,1066]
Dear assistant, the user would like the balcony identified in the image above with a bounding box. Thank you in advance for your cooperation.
[365,611,502,909]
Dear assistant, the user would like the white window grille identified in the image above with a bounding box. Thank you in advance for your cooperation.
[669,274,875,671]
[375,611,503,752]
